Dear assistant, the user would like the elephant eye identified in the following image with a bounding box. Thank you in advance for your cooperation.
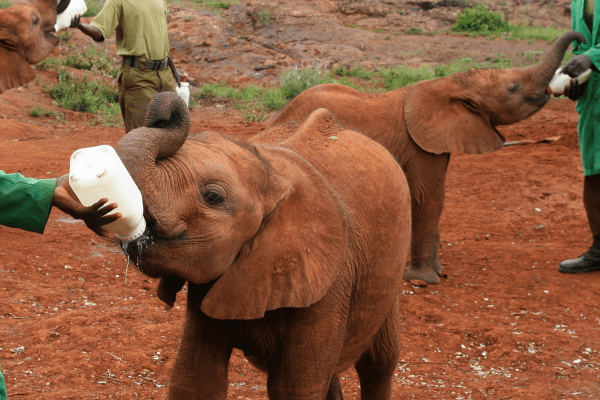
[202,190,224,206]
[31,14,40,25]
[508,83,520,93]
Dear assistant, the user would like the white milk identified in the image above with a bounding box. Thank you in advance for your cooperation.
[175,73,190,107]
[55,0,88,32]
[69,145,146,242]
[549,67,591,96]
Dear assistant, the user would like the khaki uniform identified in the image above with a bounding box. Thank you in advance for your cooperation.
[91,0,176,133]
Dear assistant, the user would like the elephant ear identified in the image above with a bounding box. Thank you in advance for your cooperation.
[404,76,505,155]
[201,116,348,320]
[0,45,36,94]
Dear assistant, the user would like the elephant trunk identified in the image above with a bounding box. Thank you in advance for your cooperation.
[116,92,190,233]
[56,0,72,16]
[524,30,586,88]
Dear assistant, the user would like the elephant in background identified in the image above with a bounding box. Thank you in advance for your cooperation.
[116,92,412,399]
[268,30,585,285]
[0,0,71,94]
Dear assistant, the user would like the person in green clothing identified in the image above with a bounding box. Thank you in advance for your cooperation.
[555,0,600,273]
[68,0,183,133]
[0,171,121,399]
[0,171,120,236]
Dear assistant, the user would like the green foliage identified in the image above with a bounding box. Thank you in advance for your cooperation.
[0,1,12,9]
[46,71,121,125]
[36,46,117,78]
[508,25,565,43]
[59,30,72,41]
[453,5,509,34]
[195,0,238,11]
[405,27,423,35]
[279,66,332,100]
[258,9,272,27]
[331,64,373,80]
[28,106,53,117]
[83,0,103,17]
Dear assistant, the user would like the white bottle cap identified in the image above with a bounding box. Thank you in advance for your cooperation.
[116,218,146,242]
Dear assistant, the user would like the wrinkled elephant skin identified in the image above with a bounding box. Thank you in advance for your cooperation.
[268,31,585,285]
[0,0,71,93]
[116,92,412,399]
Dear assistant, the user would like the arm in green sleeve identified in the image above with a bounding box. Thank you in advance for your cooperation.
[0,171,57,234]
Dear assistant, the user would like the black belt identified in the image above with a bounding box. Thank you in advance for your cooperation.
[122,55,169,71]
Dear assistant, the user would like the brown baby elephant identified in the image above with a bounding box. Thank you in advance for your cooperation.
[268,30,585,285]
[116,92,412,399]
[0,0,72,93]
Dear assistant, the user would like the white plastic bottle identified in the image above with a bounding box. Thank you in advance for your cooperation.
[549,67,591,95]
[176,73,190,107]
[54,0,88,32]
[69,145,146,242]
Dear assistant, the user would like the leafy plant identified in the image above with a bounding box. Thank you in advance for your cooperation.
[453,5,509,34]
[28,106,53,117]
[83,0,103,17]
[0,0,11,9]
[36,46,117,78]
[279,66,332,100]
[405,27,423,35]
[195,0,237,11]
[46,71,121,125]
[258,9,272,27]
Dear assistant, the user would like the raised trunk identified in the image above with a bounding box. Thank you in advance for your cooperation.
[56,0,71,15]
[36,0,71,14]
[116,92,190,233]
[525,31,586,87]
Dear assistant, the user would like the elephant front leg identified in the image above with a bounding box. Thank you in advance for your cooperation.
[167,308,233,399]
[403,153,449,285]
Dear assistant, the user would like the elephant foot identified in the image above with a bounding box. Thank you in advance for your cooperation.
[433,258,444,275]
[403,264,440,285]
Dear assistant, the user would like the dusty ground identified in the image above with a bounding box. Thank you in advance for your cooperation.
[2,0,600,398]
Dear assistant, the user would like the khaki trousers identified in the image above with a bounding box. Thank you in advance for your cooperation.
[117,63,176,133]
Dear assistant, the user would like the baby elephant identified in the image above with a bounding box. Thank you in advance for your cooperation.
[116,92,411,399]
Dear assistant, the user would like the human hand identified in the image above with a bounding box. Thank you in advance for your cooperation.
[172,69,183,87]
[69,14,82,29]
[561,54,592,78]
[52,174,121,238]
[563,78,587,101]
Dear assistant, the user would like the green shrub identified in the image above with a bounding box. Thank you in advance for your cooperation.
[0,1,12,9]
[279,66,332,100]
[405,27,423,35]
[453,5,509,34]
[195,0,238,11]
[83,0,103,17]
[331,64,374,80]
[46,71,121,125]
[258,9,272,27]
[28,106,53,117]
[36,46,117,78]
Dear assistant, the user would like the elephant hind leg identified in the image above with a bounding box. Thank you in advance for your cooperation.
[326,374,344,400]
[354,302,400,400]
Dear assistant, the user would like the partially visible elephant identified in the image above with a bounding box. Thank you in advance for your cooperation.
[0,0,71,93]
[268,30,585,285]
[116,92,412,399]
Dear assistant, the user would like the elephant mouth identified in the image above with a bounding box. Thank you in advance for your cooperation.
[120,223,187,278]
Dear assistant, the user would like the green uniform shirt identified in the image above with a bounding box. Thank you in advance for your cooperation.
[0,171,56,234]
[571,0,600,176]
[0,366,6,400]
[90,0,170,60]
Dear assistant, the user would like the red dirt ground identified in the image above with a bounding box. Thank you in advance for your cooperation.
[2,1,600,398]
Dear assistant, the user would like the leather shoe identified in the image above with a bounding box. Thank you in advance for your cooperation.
[559,247,600,274]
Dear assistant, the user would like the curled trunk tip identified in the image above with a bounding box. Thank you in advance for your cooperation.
[56,0,71,14]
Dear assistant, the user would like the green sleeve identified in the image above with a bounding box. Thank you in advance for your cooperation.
[0,366,6,400]
[0,171,57,234]
[90,0,121,40]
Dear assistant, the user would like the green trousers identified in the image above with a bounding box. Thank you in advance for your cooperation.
[117,63,176,133]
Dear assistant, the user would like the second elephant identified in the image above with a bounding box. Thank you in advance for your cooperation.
[268,30,585,284]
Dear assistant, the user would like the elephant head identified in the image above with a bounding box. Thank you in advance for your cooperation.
[404,30,585,155]
[116,92,347,320]
[0,0,71,93]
